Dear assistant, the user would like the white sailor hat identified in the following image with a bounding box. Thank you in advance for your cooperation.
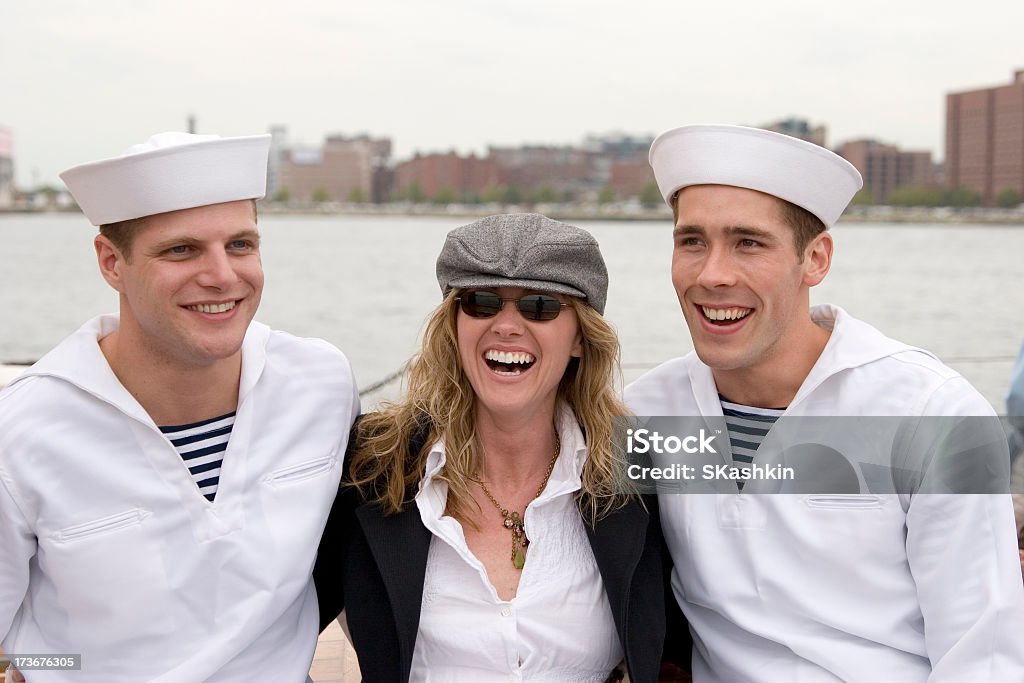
[60,132,271,226]
[648,124,863,227]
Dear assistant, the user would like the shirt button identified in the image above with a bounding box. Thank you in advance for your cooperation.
[500,606,512,617]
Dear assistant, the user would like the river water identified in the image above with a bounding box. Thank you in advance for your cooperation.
[1,213,1021,410]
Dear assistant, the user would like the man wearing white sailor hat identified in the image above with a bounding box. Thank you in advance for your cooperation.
[625,125,1024,681]
[0,133,358,682]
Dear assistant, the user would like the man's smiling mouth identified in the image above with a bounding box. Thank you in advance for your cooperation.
[701,306,752,324]
[186,301,237,314]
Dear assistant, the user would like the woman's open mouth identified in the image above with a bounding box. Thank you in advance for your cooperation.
[484,349,536,376]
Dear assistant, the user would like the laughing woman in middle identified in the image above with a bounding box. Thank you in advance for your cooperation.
[315,213,684,683]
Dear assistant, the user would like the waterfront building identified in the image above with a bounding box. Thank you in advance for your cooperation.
[487,144,598,200]
[946,69,1024,205]
[837,139,933,204]
[393,151,502,201]
[584,132,657,200]
[389,132,665,204]
[608,154,656,200]
[582,132,654,161]
[0,126,13,208]
[276,133,391,204]
[759,118,827,147]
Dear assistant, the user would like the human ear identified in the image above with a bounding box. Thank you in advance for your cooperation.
[95,234,128,293]
[570,328,583,358]
[802,231,833,286]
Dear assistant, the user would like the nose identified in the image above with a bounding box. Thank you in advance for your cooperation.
[489,299,525,336]
[196,248,238,289]
[694,245,737,289]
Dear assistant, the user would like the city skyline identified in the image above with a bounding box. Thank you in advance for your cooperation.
[3,0,1022,187]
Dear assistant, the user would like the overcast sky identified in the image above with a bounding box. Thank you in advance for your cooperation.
[3,0,1022,187]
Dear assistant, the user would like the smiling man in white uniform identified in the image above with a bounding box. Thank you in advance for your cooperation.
[625,125,1024,681]
[0,133,358,682]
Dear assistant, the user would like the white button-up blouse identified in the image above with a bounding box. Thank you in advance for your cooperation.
[410,405,624,682]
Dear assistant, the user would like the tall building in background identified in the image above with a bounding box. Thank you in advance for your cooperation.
[946,69,1024,205]
[759,118,827,147]
[0,126,14,208]
[837,139,933,204]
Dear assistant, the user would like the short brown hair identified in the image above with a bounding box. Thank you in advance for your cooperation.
[671,190,826,259]
[778,198,826,256]
[99,199,259,261]
[99,217,147,259]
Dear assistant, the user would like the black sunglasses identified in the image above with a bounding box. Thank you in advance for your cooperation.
[456,290,569,321]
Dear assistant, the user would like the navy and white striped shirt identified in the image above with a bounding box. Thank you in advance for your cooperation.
[160,412,235,502]
[721,398,784,491]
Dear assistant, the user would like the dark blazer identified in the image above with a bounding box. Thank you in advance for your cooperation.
[314,428,690,683]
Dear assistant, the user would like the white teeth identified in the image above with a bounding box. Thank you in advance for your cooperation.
[188,301,236,314]
[484,350,536,365]
[701,306,751,321]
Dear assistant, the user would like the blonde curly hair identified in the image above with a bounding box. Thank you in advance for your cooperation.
[349,290,633,525]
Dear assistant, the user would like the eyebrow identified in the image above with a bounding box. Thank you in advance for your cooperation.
[148,236,203,254]
[725,226,776,242]
[148,230,261,254]
[227,229,261,245]
[673,224,704,238]
[672,224,777,242]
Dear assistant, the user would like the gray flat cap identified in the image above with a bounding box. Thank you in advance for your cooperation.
[436,213,608,314]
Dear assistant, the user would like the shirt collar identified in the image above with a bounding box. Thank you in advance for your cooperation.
[416,402,589,522]
[17,313,270,427]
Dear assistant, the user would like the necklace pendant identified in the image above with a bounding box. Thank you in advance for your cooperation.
[503,517,515,529]
[513,546,526,570]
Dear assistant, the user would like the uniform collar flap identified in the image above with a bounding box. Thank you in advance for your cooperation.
[797,304,935,404]
[16,314,271,424]
[16,315,152,424]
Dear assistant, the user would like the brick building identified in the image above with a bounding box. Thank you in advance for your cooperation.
[837,139,933,204]
[393,151,501,200]
[584,133,656,200]
[487,145,598,199]
[277,133,391,203]
[608,154,656,199]
[387,132,663,204]
[946,69,1024,205]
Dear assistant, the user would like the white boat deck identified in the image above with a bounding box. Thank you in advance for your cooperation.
[312,621,361,682]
